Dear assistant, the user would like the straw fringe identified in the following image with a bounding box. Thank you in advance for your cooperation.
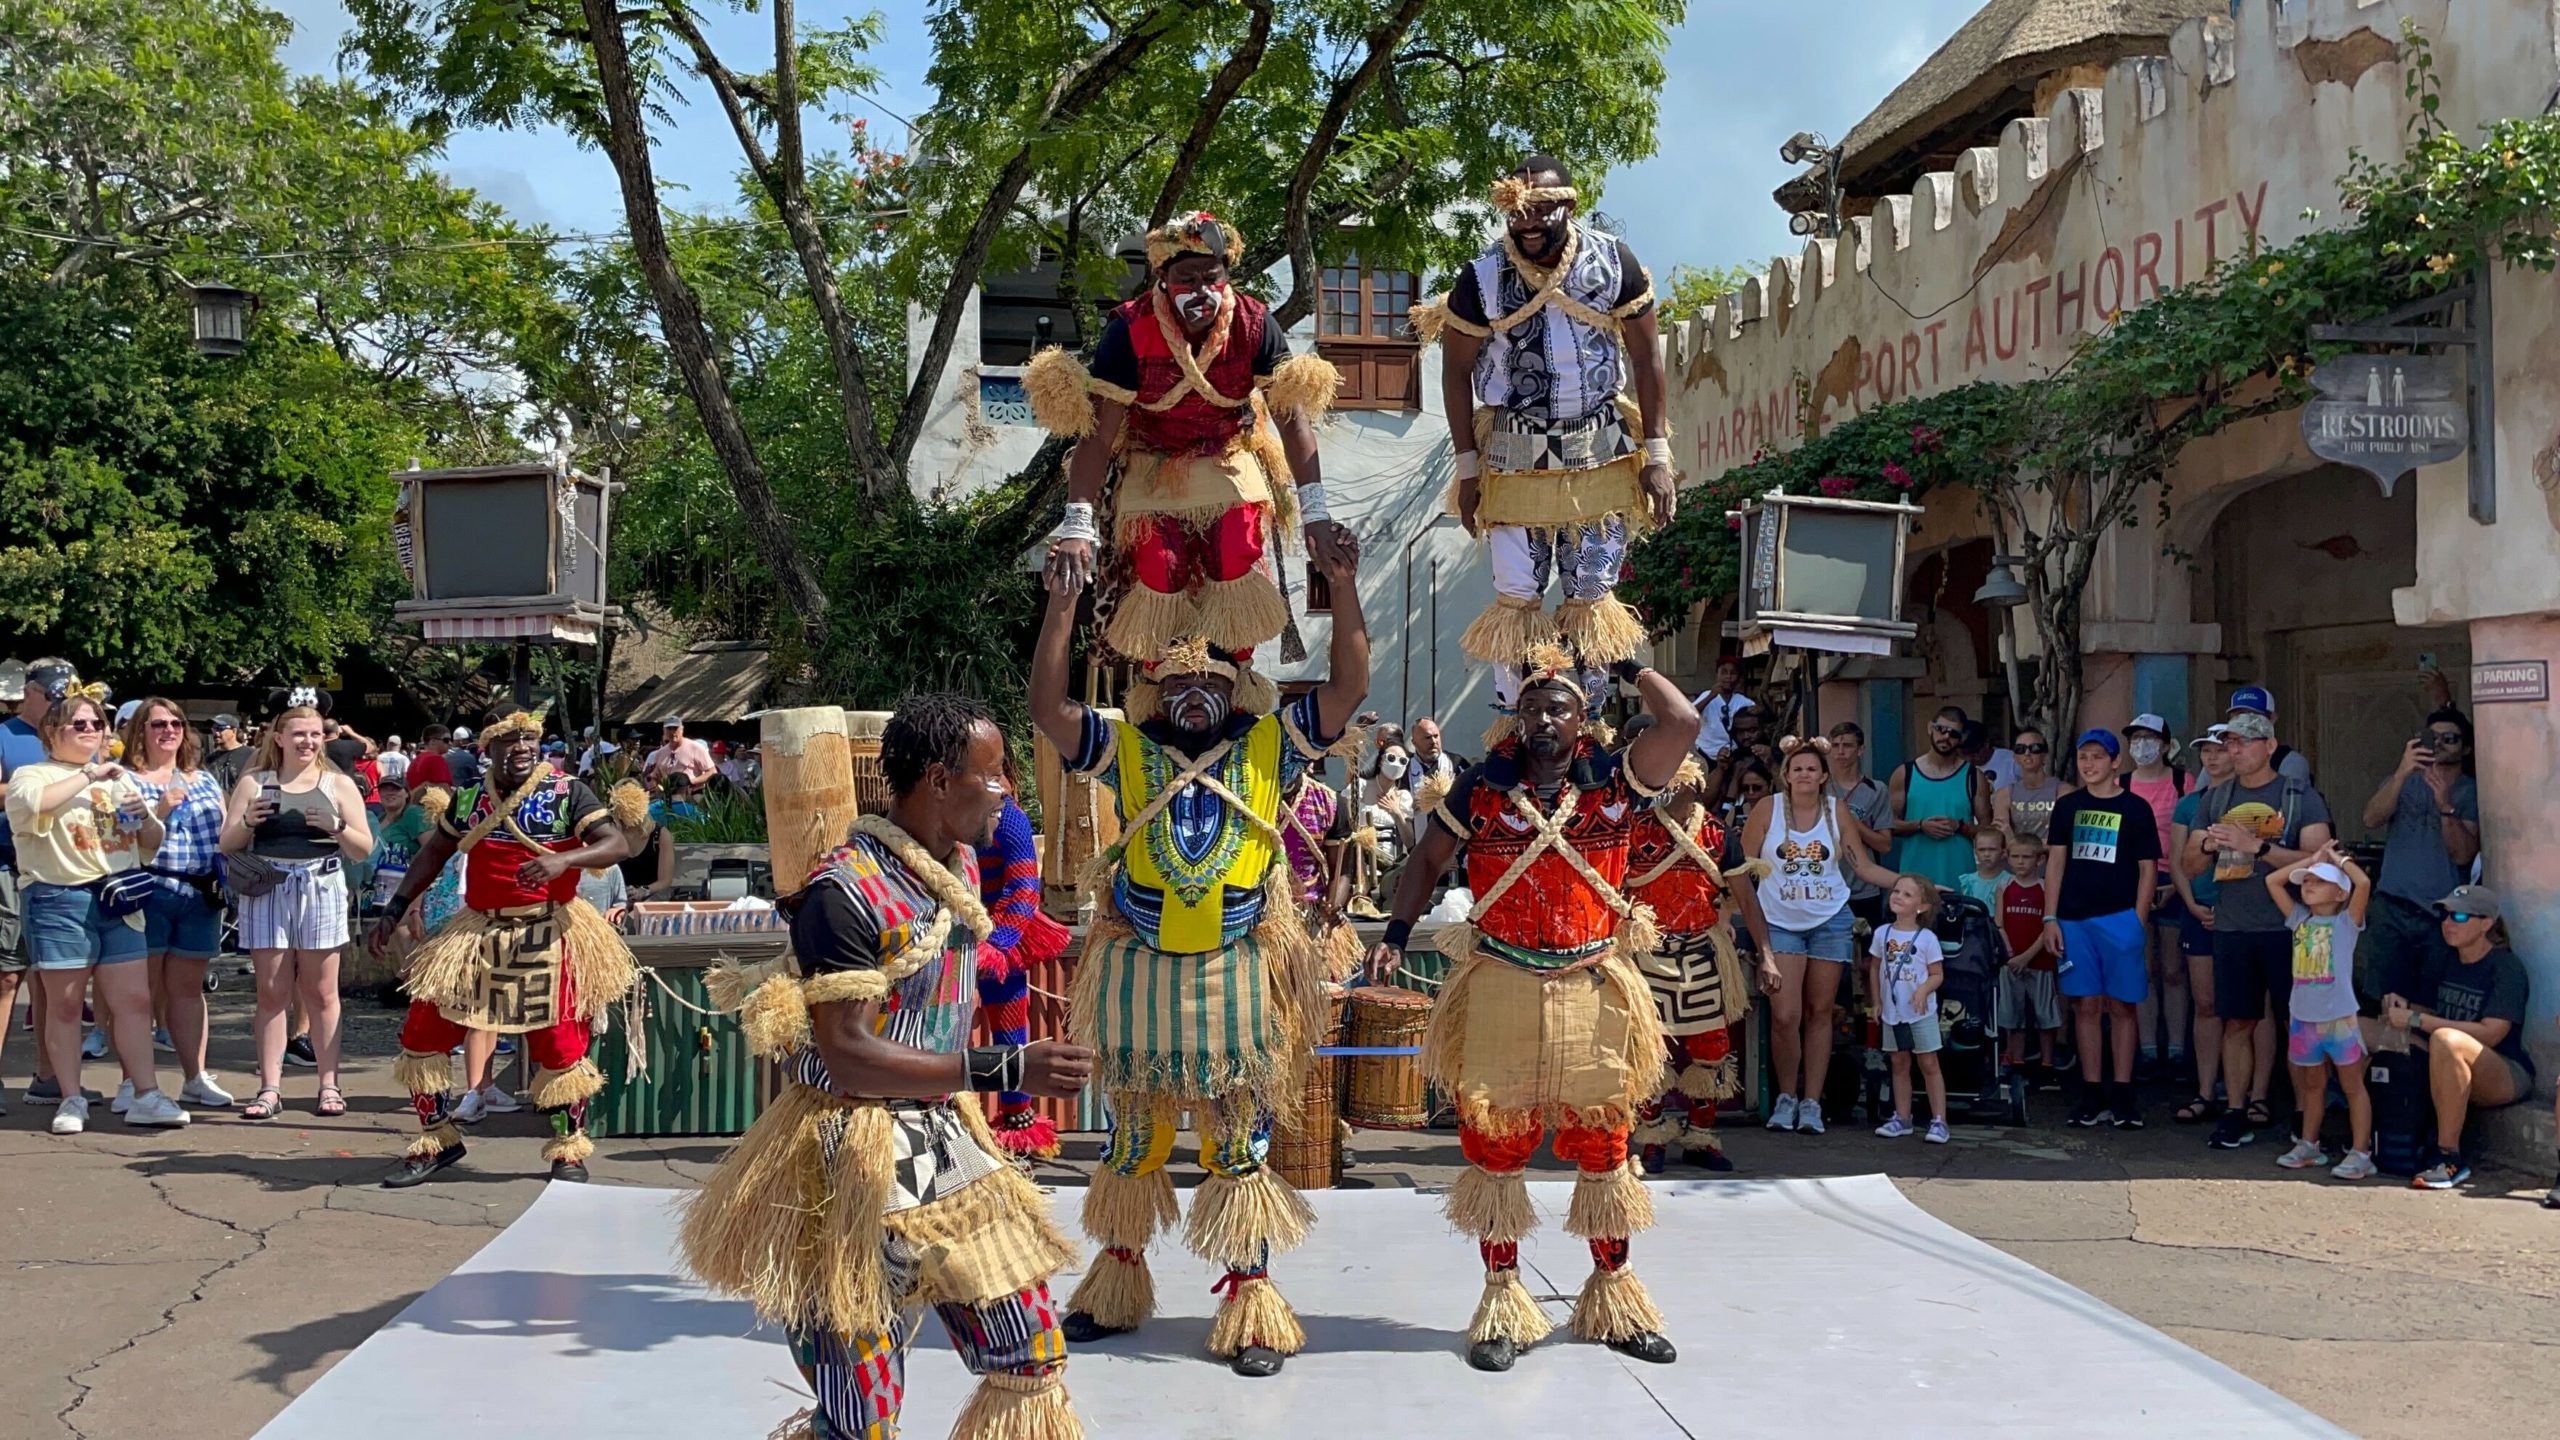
[1675,1064,1725,1103]
[950,1368,1083,1440]
[1065,1246,1155,1330]
[1190,571,1289,653]
[1080,1164,1180,1249]
[608,780,651,830]
[1184,1167,1316,1269]
[1564,1160,1657,1241]
[1314,920,1364,985]
[1600,954,1669,1113]
[1555,595,1646,666]
[1206,1274,1306,1359]
[529,1058,605,1109]
[560,898,638,1019]
[393,1049,452,1098]
[1679,1126,1725,1157]
[1418,945,1488,1101]
[1445,1165,1540,1245]
[1630,1110,1685,1147]
[1262,353,1340,423]
[542,1130,596,1166]
[1467,1269,1557,1346]
[1459,595,1556,666]
[1570,1265,1667,1344]
[1101,585,1193,665]
[1476,457,1649,532]
[406,1121,463,1159]
[677,1084,900,1338]
[888,1166,1078,1312]
[1025,347,1098,437]
[400,908,497,1013]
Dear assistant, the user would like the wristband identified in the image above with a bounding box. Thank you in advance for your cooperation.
[1381,918,1415,950]
[1452,450,1481,481]
[1642,437,1674,468]
[1295,483,1333,525]
[966,1044,1025,1093]
[1609,658,1647,685]
[1052,501,1100,546]
[382,891,415,923]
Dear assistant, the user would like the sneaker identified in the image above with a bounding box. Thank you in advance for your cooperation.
[283,1036,317,1068]
[2540,1176,2560,1209]
[50,1094,88,1134]
[1765,1094,1799,1131]
[181,1073,235,1109]
[453,1088,489,1126]
[110,1079,135,1114]
[81,1028,107,1060]
[25,1076,61,1105]
[2413,1151,2472,1190]
[2068,1096,2108,1128]
[2110,1085,2144,1130]
[122,1089,190,1128]
[1874,1114,1914,1139]
[2332,1149,2377,1182]
[494,1036,516,1057]
[2207,1111,2255,1150]
[153,1026,175,1054]
[476,1084,521,1115]
[2275,1138,2330,1170]
[1794,1099,1826,1135]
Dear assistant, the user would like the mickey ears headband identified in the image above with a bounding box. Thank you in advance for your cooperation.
[266,686,333,718]
[1777,734,1832,759]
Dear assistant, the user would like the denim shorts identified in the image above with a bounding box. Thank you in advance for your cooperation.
[1766,906,1857,963]
[140,881,222,960]
[2058,909,2150,1004]
[22,879,148,971]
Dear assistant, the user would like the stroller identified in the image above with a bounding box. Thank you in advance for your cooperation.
[1930,893,2021,1125]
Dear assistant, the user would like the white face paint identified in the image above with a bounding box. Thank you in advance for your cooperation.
[1165,681,1230,733]
[2129,738,2164,767]
[1165,278,1226,327]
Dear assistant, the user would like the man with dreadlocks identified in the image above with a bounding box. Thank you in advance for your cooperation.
[1026,209,1353,665]
[681,694,1096,1440]
[368,708,638,1187]
[1413,154,1675,696]
[1028,521,1369,1378]
[1614,716,1779,1176]
[1366,642,1699,1375]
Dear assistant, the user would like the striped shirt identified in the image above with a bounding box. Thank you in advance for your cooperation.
[134,769,226,886]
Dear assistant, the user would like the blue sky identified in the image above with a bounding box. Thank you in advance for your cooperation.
[273,0,1984,277]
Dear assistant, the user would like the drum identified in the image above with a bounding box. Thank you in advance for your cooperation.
[759,707,857,891]
[1344,985,1432,1130]
[1271,986,1349,1189]
[846,710,893,818]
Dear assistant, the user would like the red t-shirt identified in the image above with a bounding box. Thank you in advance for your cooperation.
[2001,878,2053,972]
[406,751,453,788]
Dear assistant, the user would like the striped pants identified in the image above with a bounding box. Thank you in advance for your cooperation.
[785,1271,1067,1440]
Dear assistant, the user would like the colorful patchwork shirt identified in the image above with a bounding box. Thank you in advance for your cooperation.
[437,769,609,911]
[1069,691,1336,954]
[1432,738,1656,966]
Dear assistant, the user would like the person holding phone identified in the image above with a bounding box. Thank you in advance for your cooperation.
[2357,706,2479,1022]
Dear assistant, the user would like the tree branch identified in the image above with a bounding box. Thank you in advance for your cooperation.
[891,0,1211,470]
[1150,0,1273,227]
[1267,0,1427,332]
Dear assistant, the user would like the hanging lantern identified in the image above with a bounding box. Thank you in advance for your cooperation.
[190,284,254,358]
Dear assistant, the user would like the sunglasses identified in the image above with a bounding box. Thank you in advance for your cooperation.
[2425,731,2464,745]
[146,719,186,731]
[64,719,104,733]
[2014,742,2050,755]
[1928,724,1964,737]
[2438,910,2482,924]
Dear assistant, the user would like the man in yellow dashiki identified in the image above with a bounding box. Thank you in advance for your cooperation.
[1028,528,1368,1378]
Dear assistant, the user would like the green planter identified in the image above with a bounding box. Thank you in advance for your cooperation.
[593,955,776,1139]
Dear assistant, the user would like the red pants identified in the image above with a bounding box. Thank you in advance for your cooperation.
[1460,1119,1629,1175]
[1126,503,1267,596]
[398,1000,591,1074]
[397,1000,599,1167]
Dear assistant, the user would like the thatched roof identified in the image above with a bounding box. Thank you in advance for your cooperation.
[1778,0,2224,210]
[604,610,770,726]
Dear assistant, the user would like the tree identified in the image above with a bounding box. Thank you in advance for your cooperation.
[340,0,1687,699]
[1658,262,1756,319]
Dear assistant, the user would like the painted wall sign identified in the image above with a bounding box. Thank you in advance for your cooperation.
[2471,659,2549,704]
[2302,354,2468,495]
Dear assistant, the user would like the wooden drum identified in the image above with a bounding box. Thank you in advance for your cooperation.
[1344,985,1433,1130]
[1271,985,1350,1189]
[759,707,857,891]
[845,710,893,818]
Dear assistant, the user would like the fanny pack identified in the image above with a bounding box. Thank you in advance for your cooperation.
[149,866,223,908]
[222,851,287,899]
[93,870,155,918]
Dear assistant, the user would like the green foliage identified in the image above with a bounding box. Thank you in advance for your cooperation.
[665,786,768,845]
[1657,262,1757,320]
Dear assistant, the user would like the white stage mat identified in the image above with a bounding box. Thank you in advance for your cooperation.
[257,1177,2339,1438]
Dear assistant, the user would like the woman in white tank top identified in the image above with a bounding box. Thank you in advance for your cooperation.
[1742,738,1899,1134]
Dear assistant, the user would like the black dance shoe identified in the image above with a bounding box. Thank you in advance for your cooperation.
[1466,1336,1519,1373]
[1607,1331,1678,1364]
[380,1144,467,1189]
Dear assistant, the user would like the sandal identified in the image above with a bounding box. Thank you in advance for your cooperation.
[241,1088,283,1121]
[2245,1099,2275,1128]
[2173,1095,2219,1125]
[316,1086,347,1118]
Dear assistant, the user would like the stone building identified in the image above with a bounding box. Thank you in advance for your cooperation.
[1663,0,2560,1153]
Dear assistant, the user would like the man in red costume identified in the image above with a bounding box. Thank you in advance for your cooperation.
[1366,643,1700,1375]
[1028,210,1354,666]
[369,709,638,1187]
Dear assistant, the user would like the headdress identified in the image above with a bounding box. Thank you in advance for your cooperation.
[1776,734,1831,759]
[1489,175,1579,215]
[479,709,546,747]
[1144,210,1243,271]
[1483,639,1610,748]
[1124,635,1277,723]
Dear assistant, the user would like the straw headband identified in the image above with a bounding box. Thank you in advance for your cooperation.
[1145,211,1243,271]
[1490,176,1579,215]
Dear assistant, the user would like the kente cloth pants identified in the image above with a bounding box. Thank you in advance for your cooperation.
[1634,1028,1732,1150]
[396,1000,595,1165]
[1068,1089,1311,1358]
[1488,517,1629,608]
[1455,1119,1666,1347]
[786,1278,1068,1440]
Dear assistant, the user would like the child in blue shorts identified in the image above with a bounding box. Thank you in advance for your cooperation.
[2265,842,2375,1180]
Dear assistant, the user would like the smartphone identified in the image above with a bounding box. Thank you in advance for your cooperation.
[259,778,282,812]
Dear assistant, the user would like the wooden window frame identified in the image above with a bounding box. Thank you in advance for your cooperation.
[1315,259,1422,412]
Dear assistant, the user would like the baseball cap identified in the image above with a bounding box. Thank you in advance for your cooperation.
[2227,685,2277,717]
[452,725,474,742]
[2295,861,2350,889]
[661,715,683,728]
[2223,712,2275,741]
[115,700,140,726]
[2127,713,2169,736]
[2074,728,2121,759]
[2434,884,2501,920]
[2191,723,2231,749]
[211,712,241,730]
[377,772,409,790]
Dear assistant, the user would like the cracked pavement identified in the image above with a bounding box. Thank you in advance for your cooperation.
[5,999,2557,1438]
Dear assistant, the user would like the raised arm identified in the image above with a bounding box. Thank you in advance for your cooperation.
[1310,541,1370,740]
[1365,818,1464,983]
[1028,565,1094,758]
[1622,663,1703,794]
